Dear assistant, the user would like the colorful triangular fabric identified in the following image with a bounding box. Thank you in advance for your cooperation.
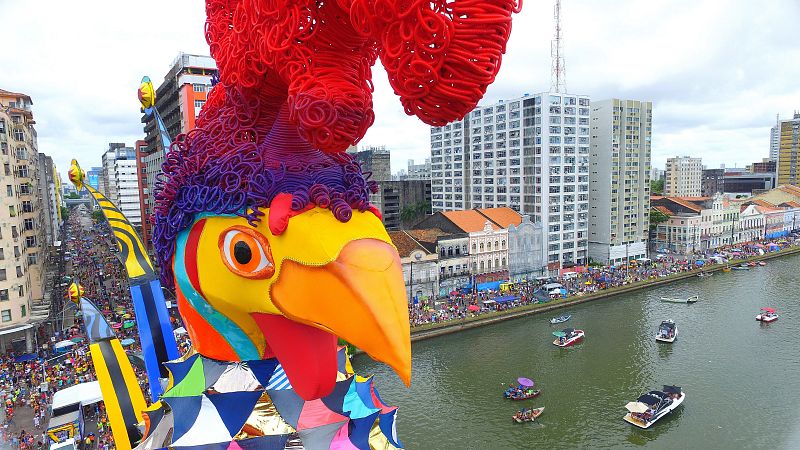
[162,395,203,443]
[206,391,263,436]
[165,353,201,386]
[236,434,291,449]
[354,376,375,409]
[266,364,291,390]
[321,377,353,415]
[267,388,304,428]
[297,399,349,431]
[245,359,279,387]
[343,378,379,419]
[171,395,234,447]
[201,358,230,389]
[349,412,380,450]
[298,419,347,450]
[378,408,402,448]
[329,421,358,450]
[212,364,261,393]
[163,357,206,397]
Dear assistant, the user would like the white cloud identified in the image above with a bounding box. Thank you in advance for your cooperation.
[1,0,798,176]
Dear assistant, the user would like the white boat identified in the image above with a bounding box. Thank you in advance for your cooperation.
[697,272,713,278]
[624,386,685,429]
[756,307,778,323]
[550,314,571,324]
[552,328,584,347]
[655,320,677,343]
[660,295,698,304]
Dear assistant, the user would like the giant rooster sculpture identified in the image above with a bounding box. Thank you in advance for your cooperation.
[86,0,521,448]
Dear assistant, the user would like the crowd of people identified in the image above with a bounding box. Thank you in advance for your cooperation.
[0,206,190,449]
[410,236,800,327]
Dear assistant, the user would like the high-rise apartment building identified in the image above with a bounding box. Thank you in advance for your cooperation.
[86,167,101,190]
[36,153,62,246]
[588,99,652,265]
[141,53,218,252]
[430,92,591,268]
[776,112,800,186]
[348,146,391,182]
[664,156,702,196]
[101,143,141,227]
[770,120,780,162]
[405,158,432,180]
[0,89,47,351]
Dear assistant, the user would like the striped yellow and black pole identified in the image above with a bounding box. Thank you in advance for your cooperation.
[68,159,179,399]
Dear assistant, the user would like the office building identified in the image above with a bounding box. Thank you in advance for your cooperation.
[101,144,141,227]
[348,145,391,182]
[588,99,652,264]
[373,180,431,231]
[770,116,780,162]
[0,89,47,352]
[664,156,702,196]
[776,112,800,186]
[748,158,776,174]
[430,92,591,268]
[141,53,218,251]
[86,167,101,190]
[405,158,431,180]
[701,168,725,197]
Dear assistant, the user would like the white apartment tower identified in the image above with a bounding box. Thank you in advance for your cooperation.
[588,99,652,265]
[664,156,703,197]
[102,144,142,226]
[770,119,779,162]
[431,92,591,268]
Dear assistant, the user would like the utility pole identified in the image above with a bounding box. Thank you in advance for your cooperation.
[550,0,566,93]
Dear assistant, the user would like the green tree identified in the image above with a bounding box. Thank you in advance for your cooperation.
[60,207,69,221]
[91,210,104,222]
[649,209,669,230]
[64,192,81,199]
[400,201,432,228]
[650,179,664,195]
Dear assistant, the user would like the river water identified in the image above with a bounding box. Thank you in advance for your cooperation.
[357,253,800,449]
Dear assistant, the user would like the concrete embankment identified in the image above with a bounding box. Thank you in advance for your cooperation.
[406,246,800,344]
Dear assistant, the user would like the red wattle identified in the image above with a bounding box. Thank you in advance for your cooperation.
[252,313,338,400]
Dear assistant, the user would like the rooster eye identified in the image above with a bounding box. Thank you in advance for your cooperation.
[219,226,275,279]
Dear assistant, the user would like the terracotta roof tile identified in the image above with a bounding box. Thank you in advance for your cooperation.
[387,231,426,258]
[748,199,775,207]
[665,197,703,213]
[441,210,498,233]
[476,207,522,228]
[654,205,673,216]
[780,201,800,208]
[405,228,450,244]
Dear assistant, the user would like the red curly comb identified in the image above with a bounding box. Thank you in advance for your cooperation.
[203,0,521,153]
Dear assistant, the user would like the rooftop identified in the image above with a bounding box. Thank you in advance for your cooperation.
[441,207,522,233]
[387,231,428,258]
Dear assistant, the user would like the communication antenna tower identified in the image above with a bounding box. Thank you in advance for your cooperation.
[551,0,566,93]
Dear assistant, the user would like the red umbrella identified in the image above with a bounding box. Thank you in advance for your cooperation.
[761,307,776,313]
[467,305,480,312]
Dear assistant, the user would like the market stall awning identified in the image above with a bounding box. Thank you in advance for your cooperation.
[0,323,33,336]
[494,295,518,304]
[14,353,38,363]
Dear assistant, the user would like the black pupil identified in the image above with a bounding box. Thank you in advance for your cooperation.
[234,241,252,265]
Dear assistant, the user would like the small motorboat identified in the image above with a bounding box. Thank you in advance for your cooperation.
[623,385,685,429]
[513,407,545,423]
[660,296,698,304]
[655,320,677,343]
[552,328,584,347]
[722,266,732,272]
[697,272,713,278]
[747,261,757,267]
[550,314,572,324]
[732,264,749,271]
[756,307,778,323]
[758,261,767,266]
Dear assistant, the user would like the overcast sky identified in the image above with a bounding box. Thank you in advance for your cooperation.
[2,0,799,178]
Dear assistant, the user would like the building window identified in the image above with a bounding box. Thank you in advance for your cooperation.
[194,100,206,110]
[0,269,5,281]
[0,119,5,134]
[27,253,37,265]
[16,266,23,277]
[13,129,24,141]
[23,218,34,231]
[1,310,10,322]
[0,248,3,260]
[192,83,206,92]
[25,236,36,248]
[20,305,26,318]
[0,290,7,301]
[5,185,11,197]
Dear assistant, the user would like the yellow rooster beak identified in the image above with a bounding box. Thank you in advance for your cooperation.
[271,238,411,386]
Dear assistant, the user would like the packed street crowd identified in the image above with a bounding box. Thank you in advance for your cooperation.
[410,236,800,327]
[0,206,190,449]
